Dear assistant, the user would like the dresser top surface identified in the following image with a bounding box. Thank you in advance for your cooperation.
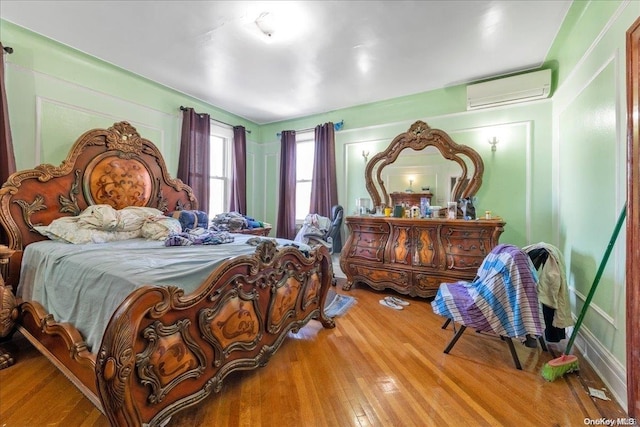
[345,215,505,225]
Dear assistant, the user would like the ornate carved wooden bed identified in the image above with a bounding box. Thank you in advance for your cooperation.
[0,122,335,426]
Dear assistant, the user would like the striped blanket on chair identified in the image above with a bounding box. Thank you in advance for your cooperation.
[431,244,543,339]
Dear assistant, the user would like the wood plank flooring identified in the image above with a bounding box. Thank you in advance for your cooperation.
[0,279,627,426]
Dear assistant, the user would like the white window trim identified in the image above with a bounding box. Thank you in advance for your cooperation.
[295,130,314,222]
[209,123,233,215]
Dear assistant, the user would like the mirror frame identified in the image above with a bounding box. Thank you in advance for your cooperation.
[365,120,485,208]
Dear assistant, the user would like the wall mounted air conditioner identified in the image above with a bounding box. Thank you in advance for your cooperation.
[466,69,551,110]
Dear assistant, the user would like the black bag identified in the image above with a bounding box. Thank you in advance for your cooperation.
[457,197,476,219]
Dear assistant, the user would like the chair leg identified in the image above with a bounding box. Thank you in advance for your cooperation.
[444,325,467,354]
[441,318,451,329]
[504,337,523,370]
[538,336,548,352]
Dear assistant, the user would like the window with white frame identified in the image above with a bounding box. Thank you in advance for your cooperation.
[295,131,315,221]
[208,123,233,216]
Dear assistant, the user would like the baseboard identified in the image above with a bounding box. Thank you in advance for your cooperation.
[574,326,628,412]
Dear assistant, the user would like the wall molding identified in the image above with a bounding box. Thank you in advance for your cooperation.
[35,95,167,163]
[8,62,176,118]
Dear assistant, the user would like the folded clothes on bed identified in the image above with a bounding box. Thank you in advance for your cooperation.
[164,228,234,246]
[211,211,267,231]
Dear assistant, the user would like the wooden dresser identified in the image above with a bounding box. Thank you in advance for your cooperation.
[339,216,505,298]
[348,120,496,299]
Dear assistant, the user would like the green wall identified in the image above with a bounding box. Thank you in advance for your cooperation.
[1,0,638,410]
[548,0,638,409]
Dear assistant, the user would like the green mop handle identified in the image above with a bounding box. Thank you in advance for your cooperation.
[564,202,627,355]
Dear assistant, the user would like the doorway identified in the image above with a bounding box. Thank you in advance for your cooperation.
[625,16,639,419]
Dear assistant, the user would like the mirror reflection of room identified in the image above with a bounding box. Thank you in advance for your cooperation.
[382,145,464,208]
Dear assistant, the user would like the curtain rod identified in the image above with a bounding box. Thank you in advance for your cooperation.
[276,120,344,138]
[2,46,13,54]
[180,106,251,134]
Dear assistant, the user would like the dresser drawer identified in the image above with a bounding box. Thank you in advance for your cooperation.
[350,233,387,262]
[351,265,411,291]
[444,253,485,273]
[440,225,492,274]
[349,223,389,263]
[441,225,491,257]
[349,222,390,234]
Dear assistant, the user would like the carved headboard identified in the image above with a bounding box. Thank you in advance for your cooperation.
[0,122,196,288]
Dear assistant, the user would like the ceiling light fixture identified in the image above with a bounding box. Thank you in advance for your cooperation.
[255,12,275,37]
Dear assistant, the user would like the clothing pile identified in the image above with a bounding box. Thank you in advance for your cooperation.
[210,211,267,232]
[523,242,573,342]
[164,228,234,246]
[294,213,332,247]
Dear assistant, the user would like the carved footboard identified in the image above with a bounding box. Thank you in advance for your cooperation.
[96,241,335,427]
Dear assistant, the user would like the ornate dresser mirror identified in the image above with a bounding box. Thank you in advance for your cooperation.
[340,121,505,298]
[365,120,485,210]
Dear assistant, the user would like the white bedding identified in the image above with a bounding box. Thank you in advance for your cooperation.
[18,235,308,352]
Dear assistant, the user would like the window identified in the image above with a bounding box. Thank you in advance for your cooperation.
[295,131,314,221]
[208,124,233,216]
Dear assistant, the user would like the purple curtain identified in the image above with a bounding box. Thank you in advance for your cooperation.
[276,130,297,239]
[309,122,338,217]
[177,108,210,212]
[229,125,246,214]
[1,44,16,245]
[0,45,15,186]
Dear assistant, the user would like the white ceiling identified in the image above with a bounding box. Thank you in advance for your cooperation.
[1,1,571,124]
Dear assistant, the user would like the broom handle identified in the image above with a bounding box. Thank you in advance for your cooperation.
[565,202,627,354]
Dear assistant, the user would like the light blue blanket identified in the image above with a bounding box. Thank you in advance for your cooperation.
[17,236,307,352]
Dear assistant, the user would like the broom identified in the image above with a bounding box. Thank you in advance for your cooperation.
[541,202,627,382]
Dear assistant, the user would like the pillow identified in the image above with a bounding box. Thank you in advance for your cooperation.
[35,205,173,244]
[76,205,166,232]
[35,219,141,244]
[35,217,80,243]
[119,206,166,231]
[141,216,182,240]
[76,204,120,230]
[168,210,209,231]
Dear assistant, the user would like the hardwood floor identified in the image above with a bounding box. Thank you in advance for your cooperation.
[0,279,627,426]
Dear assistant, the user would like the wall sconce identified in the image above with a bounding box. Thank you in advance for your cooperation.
[488,137,499,152]
[362,150,370,163]
[406,179,414,193]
